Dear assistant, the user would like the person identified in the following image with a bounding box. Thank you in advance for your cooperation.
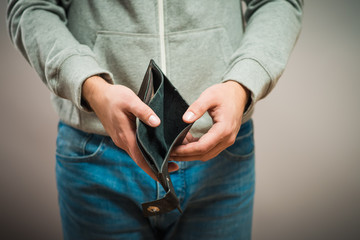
[7,0,303,239]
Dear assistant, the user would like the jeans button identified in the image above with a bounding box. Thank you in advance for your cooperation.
[147,206,160,213]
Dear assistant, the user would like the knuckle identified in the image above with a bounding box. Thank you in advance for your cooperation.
[113,138,122,148]
[200,156,210,162]
[230,131,237,141]
[119,99,131,112]
[224,130,236,145]
[142,107,154,119]
[227,136,236,146]
[112,133,127,150]
[195,144,207,154]
[130,102,153,119]
[216,132,226,143]
[122,91,138,111]
[189,100,208,116]
[223,126,233,137]
[196,105,208,115]
[126,99,137,112]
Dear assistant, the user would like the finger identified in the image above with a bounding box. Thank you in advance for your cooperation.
[171,142,225,162]
[130,139,179,176]
[128,141,158,181]
[128,95,161,127]
[171,123,225,156]
[181,132,199,145]
[109,113,133,149]
[122,127,159,180]
[168,162,179,172]
[123,123,180,176]
[182,91,216,123]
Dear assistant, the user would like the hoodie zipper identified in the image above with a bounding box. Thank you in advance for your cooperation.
[158,0,167,75]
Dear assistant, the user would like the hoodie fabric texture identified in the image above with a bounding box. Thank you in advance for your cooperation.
[7,0,303,137]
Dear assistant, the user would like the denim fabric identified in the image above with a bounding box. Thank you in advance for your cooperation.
[55,120,255,240]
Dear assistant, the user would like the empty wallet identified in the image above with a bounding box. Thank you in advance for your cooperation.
[136,60,192,217]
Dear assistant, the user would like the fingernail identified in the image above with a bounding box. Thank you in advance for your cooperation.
[148,115,160,126]
[183,111,195,122]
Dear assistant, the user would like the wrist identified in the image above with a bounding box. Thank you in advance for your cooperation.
[223,80,251,114]
[82,75,111,110]
[223,80,250,101]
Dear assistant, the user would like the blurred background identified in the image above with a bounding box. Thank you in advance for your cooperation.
[1,1,359,239]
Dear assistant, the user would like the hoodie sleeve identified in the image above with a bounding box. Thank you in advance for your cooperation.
[222,0,303,119]
[6,0,113,111]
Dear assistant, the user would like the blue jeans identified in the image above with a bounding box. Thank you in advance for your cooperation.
[55,120,255,240]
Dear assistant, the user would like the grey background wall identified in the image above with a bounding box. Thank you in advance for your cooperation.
[1,1,359,239]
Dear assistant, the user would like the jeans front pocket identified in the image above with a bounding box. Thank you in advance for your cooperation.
[223,119,255,160]
[56,122,107,162]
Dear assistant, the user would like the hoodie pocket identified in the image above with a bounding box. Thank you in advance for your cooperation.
[167,26,232,94]
[92,31,159,92]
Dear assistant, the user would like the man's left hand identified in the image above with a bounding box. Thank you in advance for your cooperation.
[171,80,249,161]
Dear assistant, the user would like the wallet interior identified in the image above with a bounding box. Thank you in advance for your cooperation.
[137,61,190,177]
[136,60,192,216]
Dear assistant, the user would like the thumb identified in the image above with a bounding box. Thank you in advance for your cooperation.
[183,92,213,123]
[130,97,161,127]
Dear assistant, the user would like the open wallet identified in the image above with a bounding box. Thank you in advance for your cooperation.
[136,60,193,217]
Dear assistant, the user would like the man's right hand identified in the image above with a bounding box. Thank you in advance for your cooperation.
[82,76,179,180]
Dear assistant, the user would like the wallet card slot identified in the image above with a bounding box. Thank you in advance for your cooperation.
[136,133,158,175]
[163,77,190,145]
[144,73,154,104]
[150,64,162,95]
[137,85,167,171]
[137,64,151,102]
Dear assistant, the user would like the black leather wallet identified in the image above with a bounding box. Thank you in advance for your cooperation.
[136,60,192,217]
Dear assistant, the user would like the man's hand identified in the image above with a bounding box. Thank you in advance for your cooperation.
[82,76,179,180]
[171,81,249,162]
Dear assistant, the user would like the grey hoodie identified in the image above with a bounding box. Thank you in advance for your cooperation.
[7,0,303,137]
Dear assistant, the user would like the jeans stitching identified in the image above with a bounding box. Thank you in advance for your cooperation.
[56,137,106,161]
